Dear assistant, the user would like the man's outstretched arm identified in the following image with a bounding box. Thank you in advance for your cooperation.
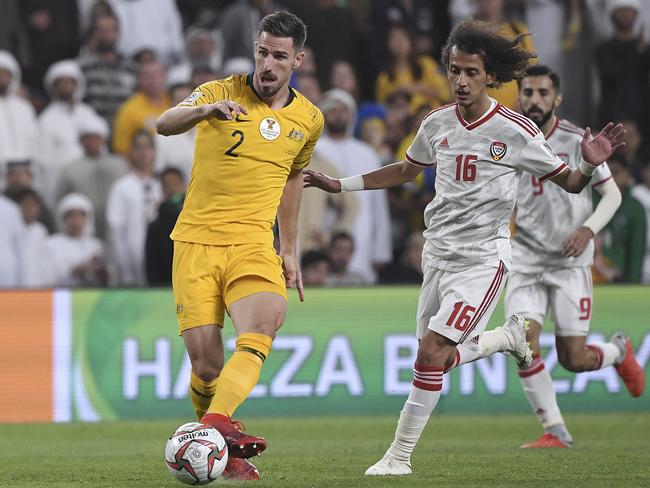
[156,100,248,136]
[303,160,424,193]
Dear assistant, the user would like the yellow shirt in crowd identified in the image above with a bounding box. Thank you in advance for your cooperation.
[171,74,324,246]
[112,91,171,154]
[376,56,451,112]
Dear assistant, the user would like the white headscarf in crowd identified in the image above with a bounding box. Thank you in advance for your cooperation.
[319,89,358,137]
[56,193,96,237]
[0,50,21,95]
[44,60,86,101]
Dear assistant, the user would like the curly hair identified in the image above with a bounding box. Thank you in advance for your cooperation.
[441,20,536,87]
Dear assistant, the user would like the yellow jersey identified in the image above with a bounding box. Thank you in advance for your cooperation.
[112,91,171,155]
[171,74,324,246]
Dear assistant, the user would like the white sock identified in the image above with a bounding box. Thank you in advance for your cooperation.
[587,342,621,368]
[480,327,511,356]
[519,355,566,430]
[385,364,443,462]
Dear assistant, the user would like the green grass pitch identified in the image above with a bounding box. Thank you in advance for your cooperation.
[2,413,649,487]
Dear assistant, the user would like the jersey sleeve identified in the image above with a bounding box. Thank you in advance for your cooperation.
[177,80,227,107]
[292,108,325,170]
[591,161,613,188]
[405,121,435,167]
[516,132,568,182]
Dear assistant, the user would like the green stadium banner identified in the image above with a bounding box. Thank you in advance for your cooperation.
[59,286,650,422]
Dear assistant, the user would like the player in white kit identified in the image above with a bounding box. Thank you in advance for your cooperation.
[502,65,645,449]
[304,20,626,476]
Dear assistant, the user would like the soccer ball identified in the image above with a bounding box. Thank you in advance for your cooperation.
[165,422,228,485]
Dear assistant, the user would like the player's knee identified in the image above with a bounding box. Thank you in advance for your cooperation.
[557,352,587,372]
[417,333,455,367]
[191,357,224,382]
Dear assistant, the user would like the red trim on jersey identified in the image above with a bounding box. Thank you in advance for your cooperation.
[455,103,500,130]
[591,175,613,188]
[545,117,560,139]
[519,362,546,378]
[458,262,505,344]
[538,163,568,182]
[422,102,457,123]
[558,121,585,136]
[497,107,539,137]
[405,152,433,167]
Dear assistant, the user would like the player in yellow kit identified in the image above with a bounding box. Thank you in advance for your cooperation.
[156,11,323,480]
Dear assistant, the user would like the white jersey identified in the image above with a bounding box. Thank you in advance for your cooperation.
[406,99,567,272]
[511,118,612,273]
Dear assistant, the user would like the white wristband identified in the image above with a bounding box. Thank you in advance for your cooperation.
[578,159,597,177]
[339,175,365,192]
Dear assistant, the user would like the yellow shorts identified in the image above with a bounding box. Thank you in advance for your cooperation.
[172,241,287,333]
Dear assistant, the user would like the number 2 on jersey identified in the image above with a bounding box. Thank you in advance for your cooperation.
[455,154,477,181]
[225,130,244,157]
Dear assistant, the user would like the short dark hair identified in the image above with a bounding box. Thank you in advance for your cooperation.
[330,232,354,250]
[301,249,329,269]
[132,129,155,148]
[257,11,307,50]
[517,64,561,91]
[441,20,536,87]
[160,166,184,181]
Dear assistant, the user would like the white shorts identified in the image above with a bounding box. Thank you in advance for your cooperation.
[416,261,506,351]
[504,267,593,337]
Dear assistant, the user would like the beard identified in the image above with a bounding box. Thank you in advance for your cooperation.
[258,82,281,98]
[326,121,348,136]
[96,40,115,53]
[523,107,553,129]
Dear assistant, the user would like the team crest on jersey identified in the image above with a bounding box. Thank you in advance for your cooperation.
[260,117,281,140]
[490,141,507,161]
[288,128,305,142]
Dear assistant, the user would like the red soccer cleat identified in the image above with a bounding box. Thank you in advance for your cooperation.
[201,413,267,458]
[521,433,570,448]
[613,335,645,398]
[222,457,261,480]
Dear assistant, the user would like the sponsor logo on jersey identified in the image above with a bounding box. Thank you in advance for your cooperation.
[176,304,184,314]
[288,128,305,142]
[260,117,281,140]
[438,137,449,149]
[235,114,251,123]
[490,141,507,161]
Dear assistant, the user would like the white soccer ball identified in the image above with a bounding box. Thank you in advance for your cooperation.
[165,422,228,485]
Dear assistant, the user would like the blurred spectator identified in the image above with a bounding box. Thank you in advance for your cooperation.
[106,0,184,66]
[472,0,536,109]
[38,60,99,205]
[155,83,195,180]
[595,0,650,132]
[0,0,30,66]
[316,89,392,283]
[619,119,643,170]
[383,97,411,156]
[56,113,128,240]
[107,130,162,286]
[295,45,317,77]
[221,57,254,78]
[145,167,185,285]
[0,51,38,175]
[191,64,220,88]
[48,193,107,287]
[0,194,25,287]
[595,157,646,283]
[358,117,393,163]
[324,232,367,286]
[111,61,170,156]
[305,1,367,94]
[77,0,114,39]
[367,1,438,70]
[379,232,425,284]
[78,11,137,125]
[329,60,360,101]
[632,159,650,283]
[168,27,222,86]
[220,0,275,65]
[295,72,322,105]
[298,153,358,253]
[301,249,330,287]
[14,188,51,287]
[4,161,54,232]
[18,0,80,98]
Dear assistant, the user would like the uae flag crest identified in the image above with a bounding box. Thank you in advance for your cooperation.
[490,141,507,161]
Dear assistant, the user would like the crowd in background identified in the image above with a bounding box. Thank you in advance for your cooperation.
[0,0,649,288]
